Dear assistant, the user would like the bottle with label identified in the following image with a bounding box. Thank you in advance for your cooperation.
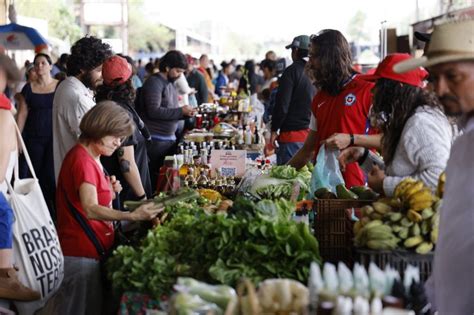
[254,125,260,144]
[244,125,252,145]
[179,150,190,179]
[197,169,210,188]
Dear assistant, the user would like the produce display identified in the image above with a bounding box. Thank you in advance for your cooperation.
[314,184,378,201]
[249,164,312,201]
[308,262,430,313]
[354,178,440,253]
[108,196,321,298]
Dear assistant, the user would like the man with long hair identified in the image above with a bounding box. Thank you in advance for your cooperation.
[52,36,112,180]
[288,29,376,187]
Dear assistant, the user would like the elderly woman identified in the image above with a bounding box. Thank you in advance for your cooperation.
[55,101,162,315]
[336,54,453,196]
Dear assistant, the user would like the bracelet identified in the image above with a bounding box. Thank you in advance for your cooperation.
[136,194,147,200]
[349,134,355,146]
[358,148,369,165]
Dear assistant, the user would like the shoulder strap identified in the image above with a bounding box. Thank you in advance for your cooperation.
[61,185,106,259]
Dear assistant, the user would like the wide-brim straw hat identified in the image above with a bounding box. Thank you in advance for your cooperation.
[394,19,474,73]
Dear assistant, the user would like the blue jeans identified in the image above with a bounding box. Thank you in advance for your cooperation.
[277,142,304,165]
[0,192,13,249]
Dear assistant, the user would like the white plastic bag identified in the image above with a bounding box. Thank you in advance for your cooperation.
[310,144,345,196]
[6,124,64,314]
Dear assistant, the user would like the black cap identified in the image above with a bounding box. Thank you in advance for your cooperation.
[414,31,431,43]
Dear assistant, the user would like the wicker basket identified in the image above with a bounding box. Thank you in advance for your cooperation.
[313,199,372,265]
[355,249,434,282]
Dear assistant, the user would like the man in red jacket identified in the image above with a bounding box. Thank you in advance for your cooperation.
[288,29,377,188]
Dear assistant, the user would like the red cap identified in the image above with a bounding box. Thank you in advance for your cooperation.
[102,55,132,86]
[359,53,428,88]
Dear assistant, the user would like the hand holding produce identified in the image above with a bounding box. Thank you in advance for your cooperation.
[131,202,164,221]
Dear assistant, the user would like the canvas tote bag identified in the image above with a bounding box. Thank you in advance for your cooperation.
[5,123,64,315]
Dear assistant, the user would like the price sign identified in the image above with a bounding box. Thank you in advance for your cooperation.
[210,150,247,177]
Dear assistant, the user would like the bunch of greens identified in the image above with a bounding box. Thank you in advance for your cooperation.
[108,199,321,298]
[252,164,313,201]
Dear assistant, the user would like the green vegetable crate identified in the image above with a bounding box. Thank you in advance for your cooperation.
[312,199,372,266]
[355,249,433,282]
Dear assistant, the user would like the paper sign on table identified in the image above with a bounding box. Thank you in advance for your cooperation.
[210,150,247,177]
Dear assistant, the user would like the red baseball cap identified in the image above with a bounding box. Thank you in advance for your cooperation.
[359,53,428,88]
[102,55,132,86]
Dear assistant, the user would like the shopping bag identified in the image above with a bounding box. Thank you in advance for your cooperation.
[309,144,345,196]
[5,124,64,315]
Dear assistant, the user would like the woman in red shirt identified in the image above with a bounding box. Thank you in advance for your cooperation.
[55,101,162,315]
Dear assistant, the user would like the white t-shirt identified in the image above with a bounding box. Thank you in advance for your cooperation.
[52,76,95,180]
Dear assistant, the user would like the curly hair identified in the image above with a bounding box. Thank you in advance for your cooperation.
[95,79,136,107]
[373,78,443,166]
[309,29,354,96]
[67,36,112,76]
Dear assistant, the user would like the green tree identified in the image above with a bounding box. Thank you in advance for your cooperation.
[16,0,82,44]
[347,10,370,43]
[128,1,173,53]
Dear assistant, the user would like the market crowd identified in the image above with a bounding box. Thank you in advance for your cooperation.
[0,17,473,315]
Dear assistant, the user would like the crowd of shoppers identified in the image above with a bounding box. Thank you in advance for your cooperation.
[0,15,472,315]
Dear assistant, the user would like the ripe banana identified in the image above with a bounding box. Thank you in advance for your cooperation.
[415,242,434,254]
[433,199,443,212]
[405,181,424,199]
[404,236,424,248]
[353,221,363,234]
[407,209,423,223]
[408,189,434,211]
[394,178,416,198]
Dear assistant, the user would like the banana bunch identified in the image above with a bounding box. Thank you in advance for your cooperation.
[354,194,442,254]
[394,178,436,212]
[354,220,399,250]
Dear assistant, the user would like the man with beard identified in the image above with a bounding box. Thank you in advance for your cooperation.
[288,30,376,188]
[136,50,195,187]
[395,18,474,314]
[52,36,112,180]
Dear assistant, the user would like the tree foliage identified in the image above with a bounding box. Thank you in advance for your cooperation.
[128,1,173,53]
[16,0,82,44]
[347,10,370,43]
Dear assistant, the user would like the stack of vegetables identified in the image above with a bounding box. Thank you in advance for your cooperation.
[108,196,321,297]
[249,164,313,201]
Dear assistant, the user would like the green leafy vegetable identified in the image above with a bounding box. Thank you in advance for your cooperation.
[108,200,321,298]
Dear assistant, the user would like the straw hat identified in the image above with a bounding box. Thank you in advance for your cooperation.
[394,19,474,73]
